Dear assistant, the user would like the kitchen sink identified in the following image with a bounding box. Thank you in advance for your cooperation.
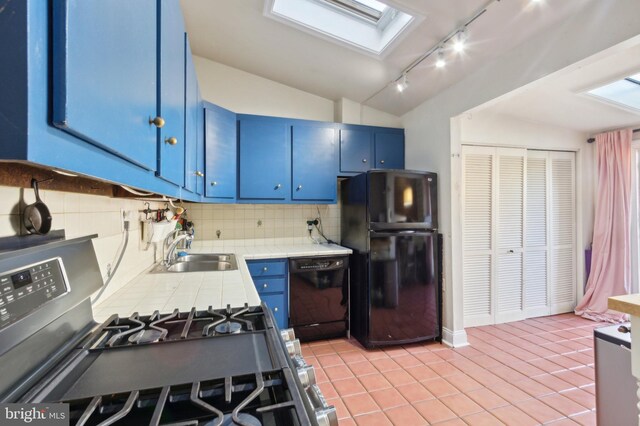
[152,253,238,273]
[175,254,235,263]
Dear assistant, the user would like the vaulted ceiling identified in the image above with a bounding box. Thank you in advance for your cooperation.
[181,0,602,117]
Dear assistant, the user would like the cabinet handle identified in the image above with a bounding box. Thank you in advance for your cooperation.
[165,137,178,145]
[274,307,279,312]
[362,158,367,163]
[275,184,282,189]
[149,116,165,128]
[380,160,385,165]
[263,283,268,288]
[263,266,268,272]
[195,171,204,177]
[211,181,218,186]
[297,185,303,191]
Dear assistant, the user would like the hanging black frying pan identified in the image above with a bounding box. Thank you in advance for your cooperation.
[23,178,52,235]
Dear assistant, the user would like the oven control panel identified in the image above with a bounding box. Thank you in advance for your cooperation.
[0,257,69,330]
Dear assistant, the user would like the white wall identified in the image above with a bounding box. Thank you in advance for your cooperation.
[195,56,402,127]
[402,0,640,346]
[194,55,334,121]
[0,185,167,305]
[334,98,403,128]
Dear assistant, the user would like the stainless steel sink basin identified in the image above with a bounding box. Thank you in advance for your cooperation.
[152,253,238,273]
[166,261,236,272]
[175,254,235,263]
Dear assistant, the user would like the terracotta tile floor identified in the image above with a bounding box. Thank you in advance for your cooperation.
[300,313,599,425]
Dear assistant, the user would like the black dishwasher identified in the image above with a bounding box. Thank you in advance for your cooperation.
[289,256,349,342]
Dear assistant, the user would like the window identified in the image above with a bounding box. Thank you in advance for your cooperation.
[265,0,420,56]
[587,73,640,112]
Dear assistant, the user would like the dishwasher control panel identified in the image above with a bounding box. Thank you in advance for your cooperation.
[0,257,69,330]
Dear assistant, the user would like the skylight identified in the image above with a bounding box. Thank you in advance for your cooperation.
[265,0,419,56]
[587,73,640,112]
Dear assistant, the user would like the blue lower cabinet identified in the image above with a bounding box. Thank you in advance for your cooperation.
[260,293,287,329]
[247,259,288,329]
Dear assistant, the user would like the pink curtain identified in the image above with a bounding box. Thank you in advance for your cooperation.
[575,128,632,322]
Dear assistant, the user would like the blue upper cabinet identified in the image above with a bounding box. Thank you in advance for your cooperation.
[52,0,158,171]
[156,0,186,186]
[374,132,405,169]
[339,125,404,174]
[184,36,202,194]
[292,124,337,201]
[196,89,206,196]
[238,116,289,201]
[340,128,372,173]
[204,103,237,200]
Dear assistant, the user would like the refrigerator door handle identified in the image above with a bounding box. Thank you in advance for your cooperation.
[370,230,434,237]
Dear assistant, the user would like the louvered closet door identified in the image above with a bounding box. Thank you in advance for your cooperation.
[524,151,550,318]
[462,146,494,326]
[550,151,576,313]
[495,148,527,324]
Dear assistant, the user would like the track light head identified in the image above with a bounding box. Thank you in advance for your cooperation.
[435,48,446,68]
[453,28,467,53]
[396,74,408,92]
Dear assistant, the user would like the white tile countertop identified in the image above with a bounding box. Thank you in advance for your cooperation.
[92,239,351,322]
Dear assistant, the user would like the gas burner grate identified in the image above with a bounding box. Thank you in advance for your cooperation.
[89,304,267,349]
[65,371,303,426]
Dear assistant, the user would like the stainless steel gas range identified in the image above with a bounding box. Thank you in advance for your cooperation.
[0,235,335,426]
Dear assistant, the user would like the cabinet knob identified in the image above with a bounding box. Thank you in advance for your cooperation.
[380,160,385,164]
[149,116,165,128]
[211,181,218,186]
[274,307,279,312]
[165,137,178,145]
[362,158,367,163]
[275,184,282,189]
[263,266,268,272]
[297,185,303,191]
[508,249,514,254]
[263,283,268,288]
[195,171,204,177]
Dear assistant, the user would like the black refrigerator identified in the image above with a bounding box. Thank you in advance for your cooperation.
[340,169,441,348]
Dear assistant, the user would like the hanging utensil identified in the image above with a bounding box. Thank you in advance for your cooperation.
[23,178,52,235]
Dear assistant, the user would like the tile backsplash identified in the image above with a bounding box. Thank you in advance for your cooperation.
[0,185,166,303]
[184,202,341,243]
[0,184,342,305]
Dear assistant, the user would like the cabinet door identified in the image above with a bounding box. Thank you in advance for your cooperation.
[52,0,157,170]
[292,124,337,201]
[374,132,404,169]
[261,293,287,329]
[238,117,288,200]
[195,90,205,196]
[184,38,200,193]
[204,104,236,199]
[340,129,372,173]
[156,0,186,185]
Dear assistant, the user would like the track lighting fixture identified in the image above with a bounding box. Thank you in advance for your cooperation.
[453,27,467,53]
[435,48,446,68]
[396,74,408,92]
[363,0,502,100]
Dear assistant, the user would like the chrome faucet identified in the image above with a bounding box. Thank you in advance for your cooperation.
[163,231,194,266]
